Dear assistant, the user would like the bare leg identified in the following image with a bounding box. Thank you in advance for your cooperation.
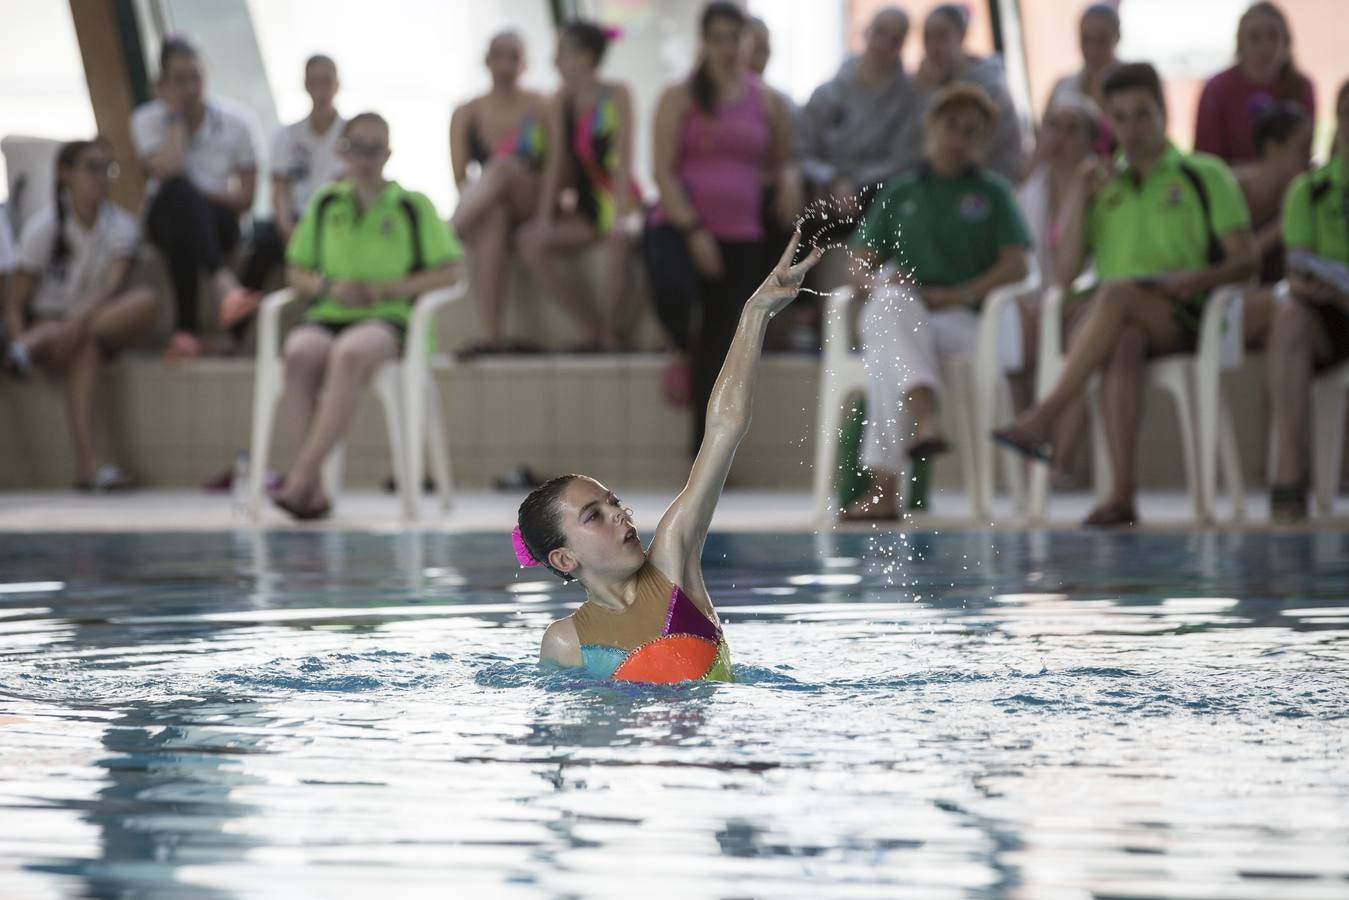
[600,233,639,349]
[1097,323,1149,508]
[464,204,512,346]
[66,287,158,479]
[281,320,399,501]
[281,324,336,450]
[840,467,900,520]
[517,215,606,346]
[452,159,522,238]
[1267,301,1331,486]
[1011,281,1184,440]
[905,385,942,445]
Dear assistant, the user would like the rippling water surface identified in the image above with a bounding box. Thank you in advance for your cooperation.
[1,530,1347,898]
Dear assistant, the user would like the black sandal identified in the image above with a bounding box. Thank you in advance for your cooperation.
[907,436,952,461]
[1083,500,1138,527]
[991,426,1053,464]
[272,490,332,521]
[1269,483,1308,524]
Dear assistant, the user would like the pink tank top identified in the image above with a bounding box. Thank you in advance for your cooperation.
[655,75,770,242]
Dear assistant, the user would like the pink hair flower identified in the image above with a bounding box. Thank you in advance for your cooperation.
[600,24,624,40]
[512,524,542,568]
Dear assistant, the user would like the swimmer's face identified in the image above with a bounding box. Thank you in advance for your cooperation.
[925,105,990,171]
[486,34,525,85]
[1104,87,1166,162]
[548,477,644,581]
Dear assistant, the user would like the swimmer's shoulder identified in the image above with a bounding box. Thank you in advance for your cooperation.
[540,615,582,669]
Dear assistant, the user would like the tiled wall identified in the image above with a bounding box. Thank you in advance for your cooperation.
[0,353,1278,494]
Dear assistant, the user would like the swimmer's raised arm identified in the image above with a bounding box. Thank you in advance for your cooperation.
[649,234,820,593]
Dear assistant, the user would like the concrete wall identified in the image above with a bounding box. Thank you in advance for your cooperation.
[0,351,1286,497]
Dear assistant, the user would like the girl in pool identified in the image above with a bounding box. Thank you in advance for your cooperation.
[512,233,819,682]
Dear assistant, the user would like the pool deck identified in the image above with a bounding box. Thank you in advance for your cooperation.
[0,488,1345,532]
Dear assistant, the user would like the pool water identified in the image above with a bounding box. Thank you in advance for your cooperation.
[1,530,1347,898]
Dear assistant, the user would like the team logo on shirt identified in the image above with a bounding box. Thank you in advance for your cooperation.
[957,193,991,221]
[1165,182,1185,206]
[379,216,396,235]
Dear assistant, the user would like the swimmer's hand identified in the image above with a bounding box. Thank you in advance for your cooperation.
[748,231,822,317]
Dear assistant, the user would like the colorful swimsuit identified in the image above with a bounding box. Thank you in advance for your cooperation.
[469,109,546,168]
[570,561,732,683]
[565,89,642,234]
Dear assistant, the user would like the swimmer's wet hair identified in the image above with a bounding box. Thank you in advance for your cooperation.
[927,82,996,125]
[562,20,612,67]
[517,474,580,582]
[1252,101,1307,155]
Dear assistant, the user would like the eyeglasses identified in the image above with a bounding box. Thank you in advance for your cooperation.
[339,139,387,158]
[80,160,119,179]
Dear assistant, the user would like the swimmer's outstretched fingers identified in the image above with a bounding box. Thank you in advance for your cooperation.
[754,232,822,312]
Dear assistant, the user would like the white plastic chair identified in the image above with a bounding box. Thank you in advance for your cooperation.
[811,262,1040,520]
[1266,280,1349,516]
[1027,282,1246,523]
[247,284,466,521]
[1309,362,1349,514]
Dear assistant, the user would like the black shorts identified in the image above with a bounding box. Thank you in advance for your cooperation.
[1307,300,1349,371]
[307,317,407,346]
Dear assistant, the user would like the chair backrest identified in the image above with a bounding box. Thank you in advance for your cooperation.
[1,136,62,234]
[822,286,856,359]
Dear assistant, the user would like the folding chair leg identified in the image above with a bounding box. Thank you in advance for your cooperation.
[1218,398,1245,521]
[1312,379,1348,515]
[426,378,454,511]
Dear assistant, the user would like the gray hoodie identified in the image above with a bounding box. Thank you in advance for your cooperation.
[895,55,1028,182]
[797,56,922,192]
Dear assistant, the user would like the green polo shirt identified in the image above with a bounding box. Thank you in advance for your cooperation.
[287,180,462,325]
[1282,153,1348,261]
[1087,142,1249,280]
[849,164,1031,294]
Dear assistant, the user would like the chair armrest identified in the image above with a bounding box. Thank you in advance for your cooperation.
[405,282,468,365]
[823,285,856,354]
[256,288,302,365]
[974,256,1041,374]
[1199,282,1246,371]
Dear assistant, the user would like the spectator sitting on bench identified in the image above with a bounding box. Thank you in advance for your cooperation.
[994,62,1258,526]
[131,35,261,361]
[517,21,641,351]
[273,113,463,520]
[221,54,347,333]
[2,139,157,490]
[449,31,547,354]
[1265,79,1349,522]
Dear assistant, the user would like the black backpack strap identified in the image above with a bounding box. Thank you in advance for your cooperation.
[1178,161,1224,264]
[310,190,341,269]
[398,196,425,272]
[1308,173,1332,206]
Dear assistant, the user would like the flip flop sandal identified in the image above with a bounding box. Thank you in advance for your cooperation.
[991,427,1054,464]
[1082,501,1138,527]
[272,491,332,521]
[907,437,952,461]
[1269,483,1309,523]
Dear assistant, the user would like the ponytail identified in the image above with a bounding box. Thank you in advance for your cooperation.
[690,1,745,114]
[49,140,101,273]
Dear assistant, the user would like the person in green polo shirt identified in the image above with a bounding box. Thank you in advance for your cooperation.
[841,83,1032,520]
[273,112,463,520]
[995,62,1258,526]
[1266,79,1349,521]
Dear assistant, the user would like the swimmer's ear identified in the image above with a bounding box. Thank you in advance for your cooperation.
[548,546,579,578]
